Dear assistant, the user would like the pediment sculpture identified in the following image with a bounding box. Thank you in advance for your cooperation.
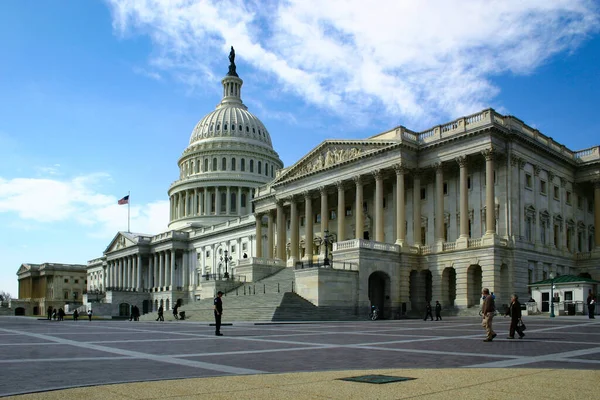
[296,147,363,177]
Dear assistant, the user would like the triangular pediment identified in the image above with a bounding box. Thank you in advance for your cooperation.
[17,264,34,275]
[274,140,398,183]
[105,232,137,253]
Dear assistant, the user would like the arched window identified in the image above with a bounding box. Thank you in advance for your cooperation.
[246,126,249,132]
[241,193,247,207]
[265,162,269,176]
[204,159,208,172]
[212,158,217,171]
[258,161,262,174]
[250,160,254,173]
[195,161,200,173]
[231,158,236,171]
[222,157,227,170]
[232,124,235,131]
[224,123,228,131]
[231,193,237,212]
[241,158,246,171]
[239,124,242,131]
[271,165,274,177]
[216,123,220,131]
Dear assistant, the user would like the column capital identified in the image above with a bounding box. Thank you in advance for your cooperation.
[302,190,313,200]
[287,194,299,203]
[456,156,468,168]
[254,212,264,219]
[412,168,422,179]
[481,147,496,161]
[393,163,407,175]
[533,165,541,177]
[432,162,443,173]
[372,169,383,181]
[319,185,329,195]
[335,180,346,191]
[593,179,600,190]
[548,171,555,182]
[353,175,363,186]
[275,198,285,207]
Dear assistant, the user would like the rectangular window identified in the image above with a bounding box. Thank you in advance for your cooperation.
[467,176,471,190]
[565,291,573,301]
[242,243,247,251]
[363,202,368,212]
[382,198,386,208]
[300,216,305,227]
[64,279,68,283]
[345,206,352,216]
[231,245,236,254]
[286,220,291,229]
[206,251,210,257]
[444,223,448,242]
[63,291,69,300]
[420,226,426,245]
[73,292,78,300]
[525,173,533,189]
[540,224,546,245]
[74,279,79,284]
[566,228,572,251]
[554,185,559,200]
[420,188,426,200]
[540,180,547,195]
[554,225,559,247]
[566,191,572,205]
[443,182,448,195]
[525,217,532,242]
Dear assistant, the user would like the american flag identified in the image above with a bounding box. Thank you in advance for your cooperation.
[118,195,129,205]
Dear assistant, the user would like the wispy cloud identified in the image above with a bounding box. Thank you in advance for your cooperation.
[0,173,169,238]
[132,66,162,81]
[36,163,62,176]
[106,0,599,128]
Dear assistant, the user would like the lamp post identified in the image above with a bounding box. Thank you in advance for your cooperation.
[220,250,232,279]
[549,272,555,318]
[314,230,334,266]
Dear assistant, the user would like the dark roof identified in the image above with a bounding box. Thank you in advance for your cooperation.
[529,274,600,286]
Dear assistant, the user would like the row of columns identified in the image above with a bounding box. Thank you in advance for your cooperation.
[254,149,499,259]
[170,186,253,221]
[106,254,142,290]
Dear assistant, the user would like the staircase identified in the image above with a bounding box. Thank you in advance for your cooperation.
[140,267,360,322]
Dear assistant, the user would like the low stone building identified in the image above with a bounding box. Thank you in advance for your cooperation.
[12,263,87,316]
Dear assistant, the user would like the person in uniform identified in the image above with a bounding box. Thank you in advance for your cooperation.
[424,302,433,321]
[435,301,442,321]
[214,291,224,336]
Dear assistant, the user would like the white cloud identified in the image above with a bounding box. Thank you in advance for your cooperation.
[0,174,169,239]
[132,66,162,81]
[106,0,599,128]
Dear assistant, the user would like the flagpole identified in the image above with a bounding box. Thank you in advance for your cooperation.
[127,191,130,233]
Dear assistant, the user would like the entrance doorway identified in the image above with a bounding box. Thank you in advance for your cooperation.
[541,292,550,312]
[368,271,390,318]
[119,303,130,317]
[142,300,150,314]
[467,265,483,307]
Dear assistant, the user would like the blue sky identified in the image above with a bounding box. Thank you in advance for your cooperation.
[1,0,599,297]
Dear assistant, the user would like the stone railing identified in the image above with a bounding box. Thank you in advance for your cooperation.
[420,244,432,255]
[333,239,400,253]
[468,238,483,248]
[575,252,592,260]
[443,242,457,251]
[236,257,285,267]
[87,257,105,266]
[574,146,600,162]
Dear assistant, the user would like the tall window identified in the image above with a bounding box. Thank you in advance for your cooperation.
[231,193,237,212]
[258,161,262,174]
[231,158,236,171]
[265,162,269,176]
[204,159,208,171]
[554,224,560,247]
[421,226,427,245]
[212,157,217,171]
[241,158,246,171]
[222,157,227,170]
[220,193,227,213]
[250,160,254,172]
[241,193,247,207]
[525,217,533,242]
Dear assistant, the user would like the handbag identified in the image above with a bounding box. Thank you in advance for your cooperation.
[517,319,526,331]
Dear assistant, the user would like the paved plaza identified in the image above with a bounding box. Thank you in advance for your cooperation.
[1,316,599,398]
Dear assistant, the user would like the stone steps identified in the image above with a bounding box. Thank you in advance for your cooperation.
[140,267,359,322]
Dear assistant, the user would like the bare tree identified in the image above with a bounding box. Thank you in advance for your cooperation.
[0,291,12,303]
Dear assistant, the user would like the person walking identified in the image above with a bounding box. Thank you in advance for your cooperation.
[505,293,525,339]
[173,303,179,320]
[481,288,497,342]
[424,302,434,321]
[47,306,53,321]
[58,308,65,321]
[435,301,442,321]
[73,309,79,322]
[214,291,224,336]
[156,305,164,321]
[87,309,93,321]
[587,291,596,319]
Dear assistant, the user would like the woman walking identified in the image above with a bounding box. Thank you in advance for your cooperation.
[505,293,525,339]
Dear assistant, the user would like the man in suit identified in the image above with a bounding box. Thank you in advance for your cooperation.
[214,291,224,336]
[505,293,525,339]
[481,288,497,342]
[435,301,442,321]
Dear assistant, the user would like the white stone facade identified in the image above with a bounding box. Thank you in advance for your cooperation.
[84,54,600,318]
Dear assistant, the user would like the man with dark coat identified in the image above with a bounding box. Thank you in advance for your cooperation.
[435,301,442,321]
[424,302,433,321]
[587,291,596,319]
[481,288,497,342]
[214,291,224,336]
[47,306,53,320]
[156,305,164,321]
[505,293,524,339]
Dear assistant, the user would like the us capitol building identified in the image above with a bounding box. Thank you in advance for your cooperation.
[83,50,600,318]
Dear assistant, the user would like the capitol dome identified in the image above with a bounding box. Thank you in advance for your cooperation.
[168,48,283,230]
